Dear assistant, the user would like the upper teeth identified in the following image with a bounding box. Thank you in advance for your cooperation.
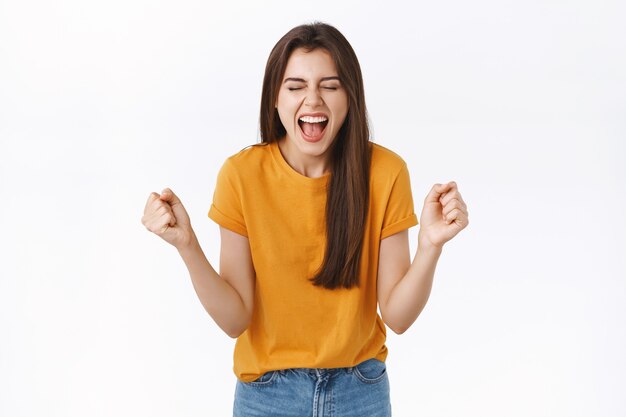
[299,116,328,123]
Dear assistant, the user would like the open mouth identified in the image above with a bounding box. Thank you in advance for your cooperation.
[298,115,329,142]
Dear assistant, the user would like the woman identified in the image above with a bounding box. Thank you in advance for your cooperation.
[142,22,468,417]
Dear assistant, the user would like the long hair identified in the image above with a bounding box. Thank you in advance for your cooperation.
[259,22,371,290]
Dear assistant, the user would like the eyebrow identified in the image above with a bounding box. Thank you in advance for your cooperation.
[283,76,341,83]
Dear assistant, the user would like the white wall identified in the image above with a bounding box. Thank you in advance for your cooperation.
[1,0,625,415]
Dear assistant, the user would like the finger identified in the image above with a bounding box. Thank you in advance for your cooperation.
[442,199,465,218]
[148,211,175,234]
[461,215,469,228]
[162,211,177,230]
[147,197,173,218]
[452,213,469,228]
[141,195,162,228]
[143,203,176,230]
[425,181,455,204]
[444,207,462,224]
[446,209,469,227]
[439,182,461,204]
[439,189,463,204]
[144,192,160,214]
[442,197,467,213]
[156,203,177,227]
[159,219,171,235]
[160,187,182,207]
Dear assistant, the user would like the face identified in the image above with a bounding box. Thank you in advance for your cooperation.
[275,47,349,169]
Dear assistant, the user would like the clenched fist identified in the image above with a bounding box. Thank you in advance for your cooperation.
[142,188,194,249]
[418,181,469,249]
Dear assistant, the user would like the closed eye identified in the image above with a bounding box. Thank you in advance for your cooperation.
[287,86,339,91]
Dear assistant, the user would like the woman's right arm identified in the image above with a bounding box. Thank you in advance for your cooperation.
[177,228,254,339]
[142,188,254,339]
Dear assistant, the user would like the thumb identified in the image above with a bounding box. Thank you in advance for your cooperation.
[424,182,452,204]
[159,187,189,225]
[160,188,182,206]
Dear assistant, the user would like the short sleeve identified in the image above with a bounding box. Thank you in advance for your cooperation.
[380,162,418,239]
[208,158,248,237]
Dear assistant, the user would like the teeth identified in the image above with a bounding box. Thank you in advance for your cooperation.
[299,115,328,123]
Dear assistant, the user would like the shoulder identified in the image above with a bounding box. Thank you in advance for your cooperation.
[220,142,271,174]
[369,141,409,179]
[226,142,270,165]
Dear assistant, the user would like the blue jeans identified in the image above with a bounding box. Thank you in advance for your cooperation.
[233,358,391,416]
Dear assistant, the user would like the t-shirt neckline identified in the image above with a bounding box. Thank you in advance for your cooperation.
[269,140,330,189]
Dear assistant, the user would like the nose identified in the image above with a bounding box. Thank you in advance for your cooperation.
[304,88,323,107]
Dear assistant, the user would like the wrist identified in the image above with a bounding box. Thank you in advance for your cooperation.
[417,234,444,254]
[177,230,199,254]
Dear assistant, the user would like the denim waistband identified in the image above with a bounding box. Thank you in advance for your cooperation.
[277,365,355,377]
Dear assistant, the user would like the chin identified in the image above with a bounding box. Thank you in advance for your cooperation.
[297,136,335,156]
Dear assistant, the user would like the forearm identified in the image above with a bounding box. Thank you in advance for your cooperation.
[177,234,249,338]
[384,239,442,334]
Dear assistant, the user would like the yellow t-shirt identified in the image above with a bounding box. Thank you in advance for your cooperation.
[208,140,418,382]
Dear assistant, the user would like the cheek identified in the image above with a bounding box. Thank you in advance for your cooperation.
[333,100,349,125]
[275,107,295,131]
[276,95,301,125]
[329,94,349,119]
[275,109,290,129]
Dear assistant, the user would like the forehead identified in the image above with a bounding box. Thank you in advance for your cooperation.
[283,48,338,78]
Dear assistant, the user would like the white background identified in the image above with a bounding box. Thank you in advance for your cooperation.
[1,0,625,416]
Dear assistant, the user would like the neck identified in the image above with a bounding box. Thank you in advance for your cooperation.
[277,137,330,178]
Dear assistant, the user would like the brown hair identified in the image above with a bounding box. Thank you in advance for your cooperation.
[259,22,371,290]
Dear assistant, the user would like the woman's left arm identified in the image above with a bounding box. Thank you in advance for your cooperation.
[377,181,469,334]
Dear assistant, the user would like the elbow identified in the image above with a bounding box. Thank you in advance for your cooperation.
[390,324,408,335]
[227,327,245,339]
[227,331,241,339]
[226,319,251,339]
[383,316,408,335]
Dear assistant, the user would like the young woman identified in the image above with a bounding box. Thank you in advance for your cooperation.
[142,22,468,417]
